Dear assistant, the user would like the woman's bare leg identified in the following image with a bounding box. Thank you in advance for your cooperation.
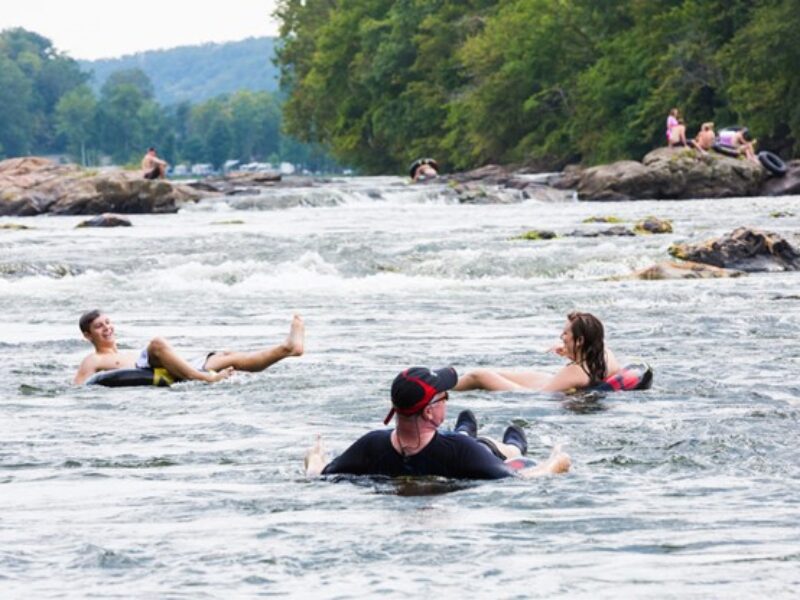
[495,370,552,389]
[205,315,304,372]
[453,369,527,391]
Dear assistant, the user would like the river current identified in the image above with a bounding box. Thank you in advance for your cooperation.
[1,177,799,598]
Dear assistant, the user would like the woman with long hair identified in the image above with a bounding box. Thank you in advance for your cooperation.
[453,312,621,393]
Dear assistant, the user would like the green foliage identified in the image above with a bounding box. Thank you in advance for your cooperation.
[0,27,87,157]
[276,0,797,171]
[0,29,332,171]
[55,85,96,165]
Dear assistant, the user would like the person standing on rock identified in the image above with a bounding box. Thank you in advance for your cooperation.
[141,147,168,180]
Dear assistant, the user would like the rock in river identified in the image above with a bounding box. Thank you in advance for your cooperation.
[669,227,800,272]
[560,147,766,200]
[0,157,203,216]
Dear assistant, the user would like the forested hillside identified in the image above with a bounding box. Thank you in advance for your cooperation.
[0,28,329,171]
[276,0,800,174]
[80,37,280,106]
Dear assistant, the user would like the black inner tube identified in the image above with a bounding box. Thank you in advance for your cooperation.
[758,151,787,176]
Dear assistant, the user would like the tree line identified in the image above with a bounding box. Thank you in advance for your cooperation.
[275,0,799,174]
[0,28,329,170]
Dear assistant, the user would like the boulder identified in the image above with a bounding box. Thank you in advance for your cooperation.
[634,216,673,234]
[561,147,766,200]
[669,227,800,272]
[453,182,518,204]
[761,160,800,196]
[0,157,204,216]
[76,213,132,228]
[451,164,515,186]
[630,261,744,280]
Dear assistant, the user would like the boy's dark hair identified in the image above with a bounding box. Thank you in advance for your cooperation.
[79,309,102,334]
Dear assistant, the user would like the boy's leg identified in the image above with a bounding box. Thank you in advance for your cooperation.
[205,315,304,372]
[147,337,230,382]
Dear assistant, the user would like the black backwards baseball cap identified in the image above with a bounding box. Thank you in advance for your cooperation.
[383,366,458,425]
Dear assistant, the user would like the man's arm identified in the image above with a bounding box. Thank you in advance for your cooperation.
[74,354,99,385]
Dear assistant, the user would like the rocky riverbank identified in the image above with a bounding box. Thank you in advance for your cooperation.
[0,157,204,216]
[2,149,799,218]
[550,147,800,201]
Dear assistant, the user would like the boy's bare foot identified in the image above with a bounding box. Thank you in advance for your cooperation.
[208,366,235,383]
[283,314,305,356]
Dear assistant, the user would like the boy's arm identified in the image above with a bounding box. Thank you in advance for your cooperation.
[74,355,99,385]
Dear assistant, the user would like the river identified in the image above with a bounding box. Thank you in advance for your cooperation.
[1,177,799,597]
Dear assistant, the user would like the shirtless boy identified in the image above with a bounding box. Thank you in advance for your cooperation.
[141,147,168,179]
[74,310,305,385]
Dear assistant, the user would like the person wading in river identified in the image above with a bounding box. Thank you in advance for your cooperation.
[304,366,571,479]
[74,310,305,385]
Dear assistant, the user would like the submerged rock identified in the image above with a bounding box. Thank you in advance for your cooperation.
[568,226,635,237]
[669,227,800,272]
[583,215,623,224]
[76,213,132,228]
[0,157,203,216]
[630,261,744,280]
[634,216,673,234]
[513,229,558,241]
[0,222,32,230]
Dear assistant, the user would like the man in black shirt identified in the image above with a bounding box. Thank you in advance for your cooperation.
[305,366,570,480]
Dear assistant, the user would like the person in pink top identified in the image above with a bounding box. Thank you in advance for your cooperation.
[666,108,680,145]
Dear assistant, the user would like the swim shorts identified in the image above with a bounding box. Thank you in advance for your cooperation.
[135,348,217,371]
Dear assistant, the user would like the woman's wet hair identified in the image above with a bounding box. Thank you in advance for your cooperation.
[79,309,102,333]
[567,311,606,384]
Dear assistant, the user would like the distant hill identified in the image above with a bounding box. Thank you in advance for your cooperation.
[79,37,280,106]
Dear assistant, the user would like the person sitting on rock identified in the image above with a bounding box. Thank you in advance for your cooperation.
[665,108,680,146]
[304,366,571,480]
[693,122,716,153]
[732,128,759,164]
[668,117,690,148]
[74,310,305,385]
[141,147,168,180]
[717,127,759,164]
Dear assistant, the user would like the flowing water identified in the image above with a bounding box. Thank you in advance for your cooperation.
[1,177,799,598]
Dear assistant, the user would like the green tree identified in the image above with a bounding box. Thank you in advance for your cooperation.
[55,85,96,165]
[720,0,800,154]
[0,53,33,157]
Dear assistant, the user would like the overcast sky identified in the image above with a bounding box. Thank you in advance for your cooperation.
[0,0,281,60]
